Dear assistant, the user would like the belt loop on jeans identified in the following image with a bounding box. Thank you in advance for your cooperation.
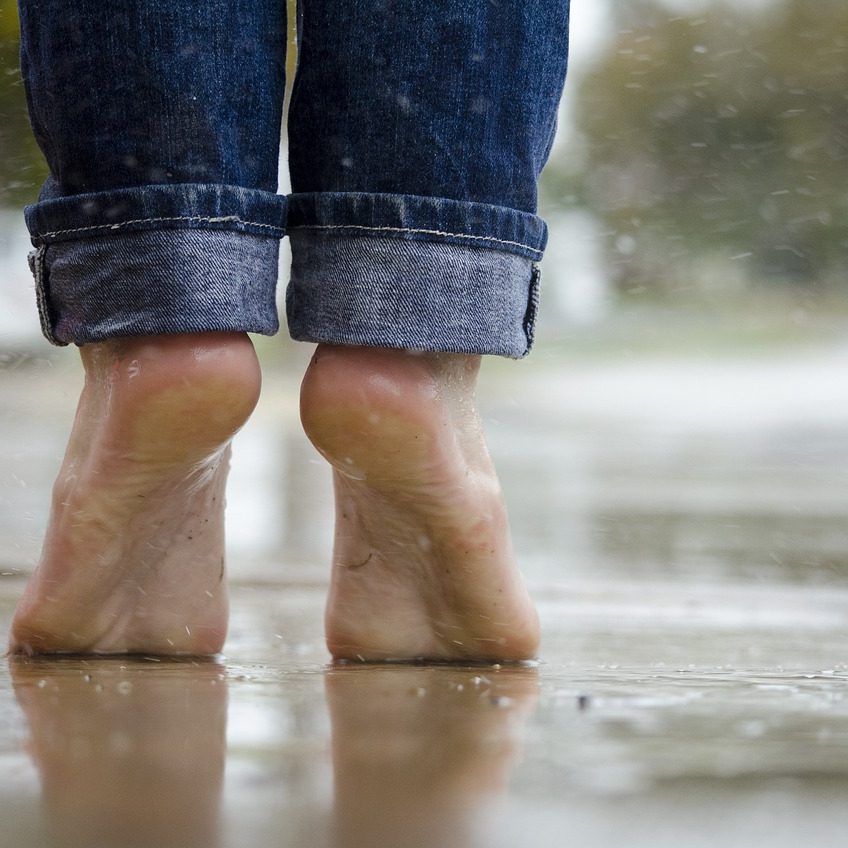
[29,245,68,347]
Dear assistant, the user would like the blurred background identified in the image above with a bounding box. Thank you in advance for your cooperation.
[2,7,847,844]
[1,0,846,592]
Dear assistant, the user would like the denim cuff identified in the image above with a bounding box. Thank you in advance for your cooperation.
[30,229,280,346]
[287,232,541,358]
[286,192,547,261]
[25,183,287,244]
[24,183,285,346]
[286,192,544,358]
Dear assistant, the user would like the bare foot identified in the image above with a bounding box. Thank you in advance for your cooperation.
[8,332,261,655]
[300,345,540,662]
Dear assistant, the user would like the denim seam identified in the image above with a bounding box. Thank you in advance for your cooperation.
[29,245,68,347]
[287,223,543,257]
[35,215,285,240]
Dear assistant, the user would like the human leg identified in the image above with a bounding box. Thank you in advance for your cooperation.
[11,333,261,655]
[10,0,287,654]
[288,0,570,660]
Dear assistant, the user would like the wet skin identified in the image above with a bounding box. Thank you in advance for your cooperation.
[8,334,539,661]
[302,345,540,661]
[9,333,260,655]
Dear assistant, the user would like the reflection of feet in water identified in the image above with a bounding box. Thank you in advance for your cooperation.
[327,664,539,848]
[301,345,540,662]
[10,656,227,848]
[9,333,260,656]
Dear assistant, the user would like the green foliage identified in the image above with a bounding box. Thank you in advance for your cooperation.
[0,0,18,39]
[558,0,848,291]
[0,0,47,206]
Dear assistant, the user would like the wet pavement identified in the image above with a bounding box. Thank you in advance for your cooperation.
[1,340,848,847]
[3,579,848,848]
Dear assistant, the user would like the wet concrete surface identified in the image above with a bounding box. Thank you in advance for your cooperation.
[3,579,848,848]
[1,341,847,847]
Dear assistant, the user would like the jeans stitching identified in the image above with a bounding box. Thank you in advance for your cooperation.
[35,215,285,239]
[37,218,538,254]
[522,264,541,355]
[288,223,542,255]
[30,245,68,347]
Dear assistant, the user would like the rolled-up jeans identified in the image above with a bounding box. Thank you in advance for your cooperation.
[18,0,570,357]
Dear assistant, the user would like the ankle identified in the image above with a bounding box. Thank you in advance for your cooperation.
[300,344,481,455]
[79,332,262,460]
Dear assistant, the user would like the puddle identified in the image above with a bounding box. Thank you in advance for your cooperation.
[1,582,848,848]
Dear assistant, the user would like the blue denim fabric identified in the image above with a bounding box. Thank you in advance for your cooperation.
[19,0,570,357]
